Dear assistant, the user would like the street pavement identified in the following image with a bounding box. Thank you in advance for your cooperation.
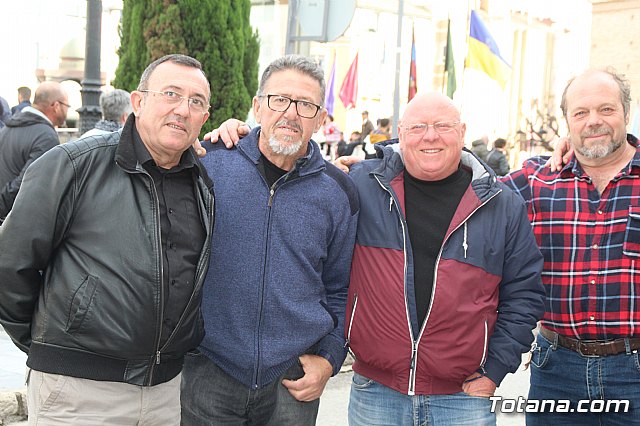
[1,327,528,425]
[0,327,27,391]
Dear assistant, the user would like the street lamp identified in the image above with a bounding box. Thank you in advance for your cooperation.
[78,0,103,135]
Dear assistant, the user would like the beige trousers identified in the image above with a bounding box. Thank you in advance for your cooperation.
[26,369,181,425]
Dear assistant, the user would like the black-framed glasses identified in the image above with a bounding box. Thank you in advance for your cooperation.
[403,121,460,138]
[57,100,71,108]
[141,90,210,114]
[262,94,321,119]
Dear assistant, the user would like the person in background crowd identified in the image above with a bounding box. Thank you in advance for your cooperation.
[485,137,510,176]
[81,88,132,138]
[11,86,32,115]
[0,81,67,222]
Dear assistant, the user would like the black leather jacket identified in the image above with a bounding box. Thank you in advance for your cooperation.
[0,116,214,386]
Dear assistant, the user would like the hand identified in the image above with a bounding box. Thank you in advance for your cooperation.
[208,119,251,148]
[333,155,363,174]
[545,136,573,172]
[282,354,333,402]
[191,119,251,158]
[192,138,207,158]
[461,373,497,398]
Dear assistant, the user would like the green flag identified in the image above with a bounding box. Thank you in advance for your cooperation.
[445,19,456,99]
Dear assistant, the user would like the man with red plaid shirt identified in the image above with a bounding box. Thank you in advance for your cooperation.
[502,68,640,425]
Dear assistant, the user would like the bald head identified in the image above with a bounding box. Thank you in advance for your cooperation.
[399,92,466,181]
[32,82,69,127]
[401,92,461,125]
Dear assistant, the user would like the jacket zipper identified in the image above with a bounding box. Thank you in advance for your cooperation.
[373,175,417,394]
[252,171,300,389]
[142,169,164,386]
[345,293,359,351]
[480,318,489,367]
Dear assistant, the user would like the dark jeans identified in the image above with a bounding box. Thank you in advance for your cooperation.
[528,332,640,425]
[180,351,319,425]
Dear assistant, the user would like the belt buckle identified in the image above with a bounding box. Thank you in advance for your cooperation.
[576,341,600,358]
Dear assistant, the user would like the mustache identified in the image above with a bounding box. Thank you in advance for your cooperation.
[581,127,611,137]
[275,119,302,132]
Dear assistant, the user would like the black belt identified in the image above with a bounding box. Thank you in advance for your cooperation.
[539,326,640,357]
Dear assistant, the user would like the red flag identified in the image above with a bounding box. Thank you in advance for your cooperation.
[408,26,417,101]
[339,53,358,109]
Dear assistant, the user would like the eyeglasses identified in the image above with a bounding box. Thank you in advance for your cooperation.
[262,94,322,119]
[141,90,210,114]
[57,100,70,108]
[403,121,460,137]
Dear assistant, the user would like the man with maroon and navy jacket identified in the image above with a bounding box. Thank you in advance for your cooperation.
[342,92,544,425]
[503,68,640,425]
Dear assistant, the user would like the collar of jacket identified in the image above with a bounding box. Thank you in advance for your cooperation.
[370,142,500,202]
[237,126,327,177]
[114,114,214,191]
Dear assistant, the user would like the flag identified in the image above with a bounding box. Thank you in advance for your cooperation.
[466,10,510,89]
[408,26,417,101]
[339,53,358,109]
[325,52,336,115]
[445,19,456,99]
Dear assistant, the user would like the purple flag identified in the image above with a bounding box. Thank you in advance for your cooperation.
[325,53,336,115]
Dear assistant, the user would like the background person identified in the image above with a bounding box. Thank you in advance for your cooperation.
[0,81,67,222]
[81,88,132,137]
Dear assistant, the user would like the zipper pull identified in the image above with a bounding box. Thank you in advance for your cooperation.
[268,188,275,207]
[389,196,393,212]
[156,351,161,365]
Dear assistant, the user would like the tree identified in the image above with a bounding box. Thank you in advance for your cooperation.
[113,0,259,133]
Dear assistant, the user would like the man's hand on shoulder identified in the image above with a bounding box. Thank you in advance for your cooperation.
[192,119,251,157]
[281,354,333,402]
[333,155,363,174]
[544,136,573,172]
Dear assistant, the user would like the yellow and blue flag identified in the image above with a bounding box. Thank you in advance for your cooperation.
[466,10,510,89]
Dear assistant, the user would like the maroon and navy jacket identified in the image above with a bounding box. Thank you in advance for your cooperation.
[345,143,545,396]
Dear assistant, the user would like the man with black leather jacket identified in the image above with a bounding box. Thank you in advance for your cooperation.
[0,54,214,425]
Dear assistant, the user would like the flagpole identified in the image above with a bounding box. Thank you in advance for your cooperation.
[392,0,405,138]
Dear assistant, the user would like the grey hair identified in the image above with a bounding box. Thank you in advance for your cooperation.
[137,54,210,99]
[100,89,132,122]
[257,54,325,105]
[560,67,632,118]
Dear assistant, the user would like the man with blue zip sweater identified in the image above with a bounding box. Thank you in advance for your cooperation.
[180,55,359,425]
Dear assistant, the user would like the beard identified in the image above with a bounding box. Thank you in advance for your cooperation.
[268,119,304,156]
[575,127,624,159]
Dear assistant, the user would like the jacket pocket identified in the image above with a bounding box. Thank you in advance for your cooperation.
[345,293,359,357]
[66,275,99,334]
[479,318,489,368]
[623,206,640,257]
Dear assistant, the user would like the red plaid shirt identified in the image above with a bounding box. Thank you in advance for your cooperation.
[501,135,640,339]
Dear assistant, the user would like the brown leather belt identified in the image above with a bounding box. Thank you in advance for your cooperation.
[539,326,640,357]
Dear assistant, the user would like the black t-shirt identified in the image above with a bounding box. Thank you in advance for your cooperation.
[404,165,471,327]
[258,153,288,188]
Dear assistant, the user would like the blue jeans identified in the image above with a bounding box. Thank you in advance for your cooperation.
[180,351,318,425]
[528,332,640,425]
[348,372,495,426]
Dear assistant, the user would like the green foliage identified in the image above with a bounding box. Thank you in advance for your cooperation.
[113,0,259,134]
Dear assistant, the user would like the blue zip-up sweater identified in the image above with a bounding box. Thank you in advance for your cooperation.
[199,127,359,388]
